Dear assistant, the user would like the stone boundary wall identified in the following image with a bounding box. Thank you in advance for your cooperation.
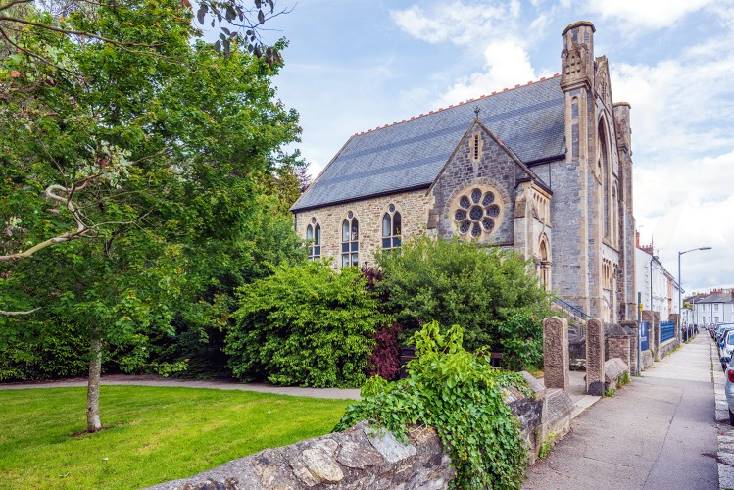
[659,338,679,360]
[149,421,453,490]
[641,350,654,370]
[604,358,628,389]
[148,370,572,489]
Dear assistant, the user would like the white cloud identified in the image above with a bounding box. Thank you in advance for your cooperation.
[613,58,734,160]
[390,1,520,45]
[586,0,713,29]
[613,25,734,289]
[439,39,539,105]
[392,1,544,107]
[634,151,734,290]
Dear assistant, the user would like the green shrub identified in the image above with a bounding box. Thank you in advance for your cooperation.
[336,321,528,489]
[225,262,385,387]
[497,307,546,371]
[376,237,551,366]
[0,318,88,381]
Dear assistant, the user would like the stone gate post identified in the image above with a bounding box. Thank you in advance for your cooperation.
[652,312,661,361]
[586,319,605,396]
[670,313,680,342]
[641,310,661,362]
[543,317,569,391]
[620,320,639,375]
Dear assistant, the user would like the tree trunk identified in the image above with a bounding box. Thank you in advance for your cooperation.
[86,332,102,432]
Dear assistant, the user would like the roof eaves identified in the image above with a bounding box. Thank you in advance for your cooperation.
[291,183,432,213]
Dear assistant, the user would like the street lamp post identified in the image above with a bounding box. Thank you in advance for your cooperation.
[678,246,711,340]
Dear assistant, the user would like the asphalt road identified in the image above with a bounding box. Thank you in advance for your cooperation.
[524,334,718,490]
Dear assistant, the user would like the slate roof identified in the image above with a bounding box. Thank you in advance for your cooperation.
[697,292,734,304]
[292,75,566,212]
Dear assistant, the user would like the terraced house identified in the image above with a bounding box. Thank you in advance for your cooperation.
[291,21,637,324]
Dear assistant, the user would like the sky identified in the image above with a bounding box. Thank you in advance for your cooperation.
[260,0,734,293]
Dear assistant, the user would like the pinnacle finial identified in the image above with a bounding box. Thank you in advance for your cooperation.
[473,106,481,118]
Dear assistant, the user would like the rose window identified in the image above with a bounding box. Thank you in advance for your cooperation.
[454,187,501,237]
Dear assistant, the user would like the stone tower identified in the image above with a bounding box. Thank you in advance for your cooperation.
[613,102,637,319]
[554,21,597,317]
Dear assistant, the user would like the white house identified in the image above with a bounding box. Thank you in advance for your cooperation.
[635,237,681,321]
[689,290,734,326]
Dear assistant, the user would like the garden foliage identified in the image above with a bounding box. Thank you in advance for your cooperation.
[226,262,386,387]
[336,321,528,489]
[0,318,87,381]
[368,322,402,380]
[376,237,551,369]
[0,1,303,381]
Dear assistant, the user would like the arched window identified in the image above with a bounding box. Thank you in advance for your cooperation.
[538,236,551,291]
[611,184,618,247]
[306,219,320,260]
[341,212,359,267]
[598,121,610,239]
[382,204,402,251]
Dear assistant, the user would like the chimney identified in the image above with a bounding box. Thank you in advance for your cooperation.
[635,230,640,247]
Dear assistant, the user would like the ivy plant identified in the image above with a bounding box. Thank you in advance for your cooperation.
[336,321,528,489]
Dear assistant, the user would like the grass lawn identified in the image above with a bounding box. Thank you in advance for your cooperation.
[0,386,352,489]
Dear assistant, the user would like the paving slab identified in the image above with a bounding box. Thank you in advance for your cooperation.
[524,334,717,490]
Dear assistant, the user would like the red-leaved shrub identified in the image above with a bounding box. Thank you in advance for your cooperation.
[368,322,402,380]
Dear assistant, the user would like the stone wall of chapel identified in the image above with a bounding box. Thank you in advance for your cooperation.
[430,124,516,246]
[293,189,433,268]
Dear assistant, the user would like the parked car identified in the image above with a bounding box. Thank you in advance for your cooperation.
[717,324,734,345]
[721,330,734,371]
[725,364,734,425]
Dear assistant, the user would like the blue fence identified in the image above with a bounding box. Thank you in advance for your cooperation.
[640,321,650,351]
[660,320,675,342]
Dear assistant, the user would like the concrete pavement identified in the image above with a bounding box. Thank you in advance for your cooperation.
[524,334,718,490]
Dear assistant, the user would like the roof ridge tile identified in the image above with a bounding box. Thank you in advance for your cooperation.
[353,74,562,136]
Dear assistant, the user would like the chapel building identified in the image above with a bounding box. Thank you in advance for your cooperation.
[291,21,637,323]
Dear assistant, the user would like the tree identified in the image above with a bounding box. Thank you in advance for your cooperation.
[0,0,301,431]
[0,0,290,66]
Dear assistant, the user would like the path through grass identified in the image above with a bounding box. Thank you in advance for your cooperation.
[0,386,352,489]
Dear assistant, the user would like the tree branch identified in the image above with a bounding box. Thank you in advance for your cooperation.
[0,175,103,262]
[0,15,157,47]
[0,25,70,73]
[0,229,80,261]
[0,307,40,317]
[0,0,33,14]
